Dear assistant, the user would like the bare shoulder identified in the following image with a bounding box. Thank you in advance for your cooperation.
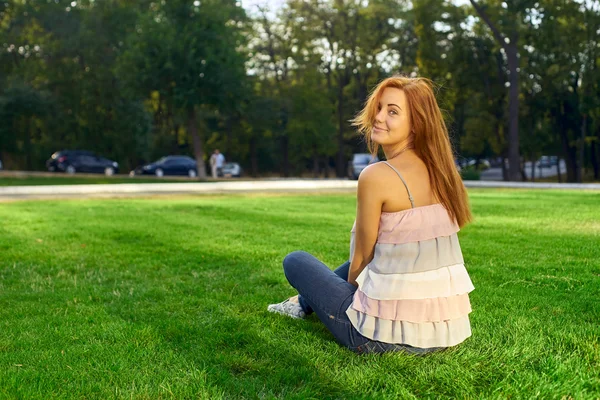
[356,163,389,211]
[377,157,435,210]
[357,162,398,191]
[357,162,391,182]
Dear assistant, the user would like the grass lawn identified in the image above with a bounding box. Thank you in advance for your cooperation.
[0,190,598,399]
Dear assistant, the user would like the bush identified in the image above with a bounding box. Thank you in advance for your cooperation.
[460,167,481,180]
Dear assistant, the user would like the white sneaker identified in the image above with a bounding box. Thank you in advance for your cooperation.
[267,299,306,319]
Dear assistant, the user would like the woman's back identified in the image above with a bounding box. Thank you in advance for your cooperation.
[346,159,474,348]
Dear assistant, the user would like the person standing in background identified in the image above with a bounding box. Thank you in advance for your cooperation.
[209,150,218,178]
[209,149,226,179]
[215,150,225,177]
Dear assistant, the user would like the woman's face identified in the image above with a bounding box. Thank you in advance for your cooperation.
[371,87,412,147]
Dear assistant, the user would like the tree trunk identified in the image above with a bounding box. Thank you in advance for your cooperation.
[22,117,33,171]
[501,155,508,181]
[556,159,562,183]
[530,153,535,182]
[559,128,577,183]
[188,107,206,179]
[578,114,586,183]
[506,43,521,181]
[469,0,520,181]
[355,70,370,106]
[336,80,346,177]
[0,151,8,170]
[171,123,180,154]
[226,116,233,155]
[591,133,599,180]
[313,147,319,178]
[249,136,258,177]
[280,135,289,177]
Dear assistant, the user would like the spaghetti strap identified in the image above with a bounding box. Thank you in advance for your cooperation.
[382,161,415,208]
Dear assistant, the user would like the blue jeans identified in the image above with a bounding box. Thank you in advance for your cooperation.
[283,251,438,355]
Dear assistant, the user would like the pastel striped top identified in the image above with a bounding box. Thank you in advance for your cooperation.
[346,162,474,349]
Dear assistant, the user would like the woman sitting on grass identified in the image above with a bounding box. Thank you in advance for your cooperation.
[268,75,474,355]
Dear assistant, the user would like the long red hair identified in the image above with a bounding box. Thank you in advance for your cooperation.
[351,75,472,227]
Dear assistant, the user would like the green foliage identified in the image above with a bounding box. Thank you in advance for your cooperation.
[0,0,151,171]
[0,83,51,169]
[115,0,249,177]
[460,166,481,180]
[0,191,599,397]
[0,0,599,180]
[518,0,600,180]
[287,71,336,173]
[0,84,47,150]
[462,104,495,156]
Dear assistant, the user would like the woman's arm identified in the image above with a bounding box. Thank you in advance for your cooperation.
[348,165,384,286]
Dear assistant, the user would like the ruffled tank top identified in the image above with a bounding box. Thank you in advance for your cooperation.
[346,161,474,349]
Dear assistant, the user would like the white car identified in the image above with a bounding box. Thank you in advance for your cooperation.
[221,162,242,177]
[466,158,491,170]
[348,153,379,180]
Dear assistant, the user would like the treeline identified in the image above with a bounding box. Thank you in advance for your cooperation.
[0,0,599,181]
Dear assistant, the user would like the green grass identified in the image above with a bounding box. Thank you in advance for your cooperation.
[0,176,209,186]
[0,190,598,399]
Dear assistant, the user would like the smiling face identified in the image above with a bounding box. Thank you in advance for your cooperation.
[371,87,412,148]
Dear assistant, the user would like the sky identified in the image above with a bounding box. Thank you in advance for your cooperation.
[240,0,287,17]
[241,0,473,16]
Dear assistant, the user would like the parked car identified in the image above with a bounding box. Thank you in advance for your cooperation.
[537,155,558,168]
[456,157,490,171]
[220,162,242,177]
[466,158,491,170]
[131,156,198,177]
[454,159,462,172]
[348,153,379,180]
[46,150,119,175]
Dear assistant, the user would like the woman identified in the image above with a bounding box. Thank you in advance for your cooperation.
[268,76,474,355]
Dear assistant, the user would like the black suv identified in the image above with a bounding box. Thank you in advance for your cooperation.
[46,150,119,175]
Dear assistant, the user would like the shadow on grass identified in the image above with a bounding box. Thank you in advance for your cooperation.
[103,282,361,398]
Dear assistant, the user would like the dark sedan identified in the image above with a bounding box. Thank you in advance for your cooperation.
[131,156,198,178]
[348,153,378,180]
[46,150,119,175]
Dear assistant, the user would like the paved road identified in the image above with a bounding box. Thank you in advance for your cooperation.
[1,178,599,201]
[0,180,357,201]
[481,161,567,181]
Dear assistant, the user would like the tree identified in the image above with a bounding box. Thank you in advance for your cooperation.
[287,70,336,176]
[0,0,151,171]
[0,84,49,169]
[468,0,531,181]
[117,0,249,178]
[247,4,297,176]
[286,0,409,176]
[525,0,599,182]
